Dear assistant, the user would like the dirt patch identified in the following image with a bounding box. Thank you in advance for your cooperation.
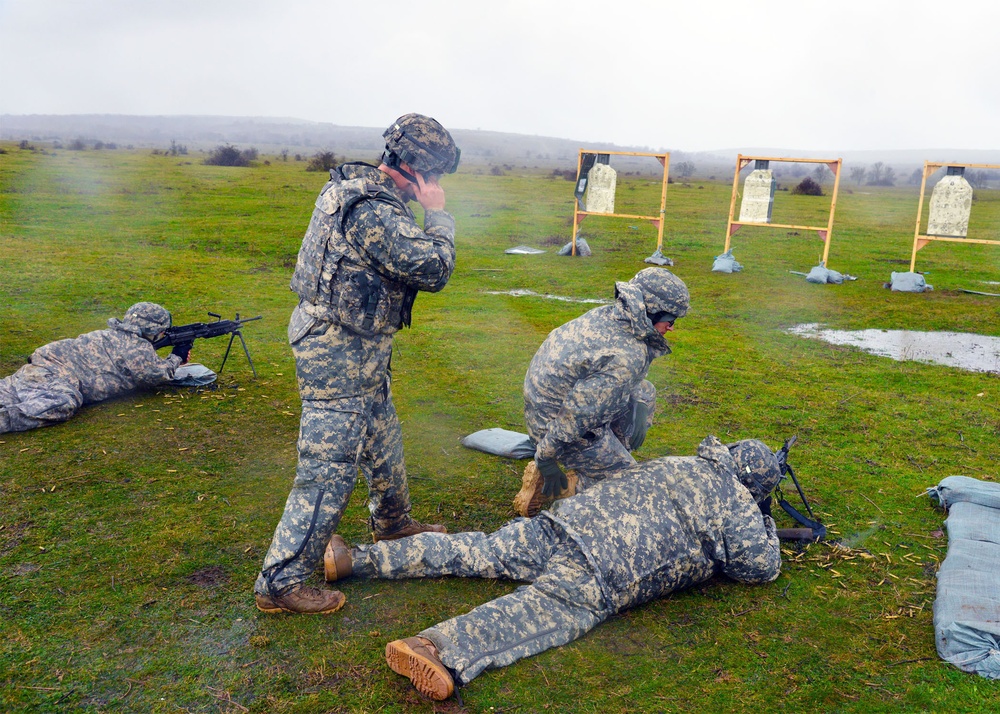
[1,521,30,557]
[186,565,229,588]
[12,562,40,576]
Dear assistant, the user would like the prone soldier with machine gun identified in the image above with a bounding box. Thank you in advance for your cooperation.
[0,303,261,434]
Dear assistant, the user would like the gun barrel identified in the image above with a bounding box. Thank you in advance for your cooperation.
[777,528,818,541]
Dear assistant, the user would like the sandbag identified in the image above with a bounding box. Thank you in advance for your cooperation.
[806,264,845,284]
[890,271,933,292]
[928,475,1000,679]
[169,363,217,387]
[461,428,535,459]
[712,250,742,273]
[557,238,592,257]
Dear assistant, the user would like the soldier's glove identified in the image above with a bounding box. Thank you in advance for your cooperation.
[536,457,568,499]
[758,495,773,519]
[629,400,650,451]
[171,341,193,363]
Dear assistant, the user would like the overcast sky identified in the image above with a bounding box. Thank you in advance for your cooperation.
[1,0,997,152]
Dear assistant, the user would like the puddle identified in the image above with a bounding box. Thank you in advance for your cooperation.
[486,289,610,305]
[788,323,1000,374]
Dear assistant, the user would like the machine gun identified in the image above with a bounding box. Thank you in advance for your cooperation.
[772,435,827,543]
[153,312,262,378]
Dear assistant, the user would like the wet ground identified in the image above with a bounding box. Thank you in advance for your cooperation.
[486,289,610,304]
[788,324,1000,374]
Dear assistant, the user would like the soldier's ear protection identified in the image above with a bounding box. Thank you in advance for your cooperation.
[381,149,421,186]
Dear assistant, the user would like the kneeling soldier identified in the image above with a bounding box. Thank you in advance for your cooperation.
[515,267,689,516]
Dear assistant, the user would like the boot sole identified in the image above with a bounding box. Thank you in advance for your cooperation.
[254,593,346,615]
[512,462,546,517]
[385,640,454,700]
[324,536,352,583]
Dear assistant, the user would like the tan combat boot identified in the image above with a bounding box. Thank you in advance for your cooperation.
[372,517,447,543]
[324,535,353,582]
[513,462,578,517]
[254,585,345,615]
[385,636,454,700]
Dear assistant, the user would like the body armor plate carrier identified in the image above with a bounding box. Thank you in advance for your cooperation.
[290,164,418,336]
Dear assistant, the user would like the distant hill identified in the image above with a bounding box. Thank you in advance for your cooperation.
[3,115,999,178]
[0,114,675,171]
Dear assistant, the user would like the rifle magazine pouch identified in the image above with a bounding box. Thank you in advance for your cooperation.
[929,475,1000,679]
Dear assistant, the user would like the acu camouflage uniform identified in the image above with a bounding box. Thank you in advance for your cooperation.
[523,278,671,488]
[256,161,456,597]
[0,302,181,433]
[349,435,782,685]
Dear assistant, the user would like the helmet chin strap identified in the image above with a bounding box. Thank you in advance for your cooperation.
[382,149,420,188]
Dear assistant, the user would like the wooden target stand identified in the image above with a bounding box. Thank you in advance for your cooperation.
[724,154,843,268]
[570,149,670,256]
[909,160,1000,272]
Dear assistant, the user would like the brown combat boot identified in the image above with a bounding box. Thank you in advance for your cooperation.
[372,517,447,543]
[324,535,353,582]
[513,462,578,517]
[254,585,345,615]
[385,636,454,700]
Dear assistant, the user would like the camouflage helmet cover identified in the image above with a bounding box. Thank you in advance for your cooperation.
[382,113,460,175]
[728,439,782,503]
[119,302,172,341]
[629,268,690,322]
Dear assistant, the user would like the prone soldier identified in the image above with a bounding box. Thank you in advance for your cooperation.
[0,302,188,433]
[323,435,784,700]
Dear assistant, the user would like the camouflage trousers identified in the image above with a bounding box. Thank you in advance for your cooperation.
[256,312,413,596]
[352,517,611,685]
[0,363,84,433]
[530,379,656,490]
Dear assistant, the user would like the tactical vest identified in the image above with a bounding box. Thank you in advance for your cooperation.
[290,165,417,336]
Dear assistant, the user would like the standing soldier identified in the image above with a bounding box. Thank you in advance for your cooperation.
[255,114,461,615]
[515,267,689,516]
[0,302,188,433]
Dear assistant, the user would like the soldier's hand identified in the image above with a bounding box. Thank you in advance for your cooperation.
[412,172,446,212]
[536,457,568,499]
[171,341,193,364]
[758,495,773,518]
[629,400,650,451]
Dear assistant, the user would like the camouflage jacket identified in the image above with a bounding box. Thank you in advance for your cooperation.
[289,162,456,336]
[29,327,182,404]
[524,281,671,461]
[542,435,781,613]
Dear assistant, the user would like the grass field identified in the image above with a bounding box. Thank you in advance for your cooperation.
[2,144,999,713]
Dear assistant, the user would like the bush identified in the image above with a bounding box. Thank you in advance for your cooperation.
[204,144,257,167]
[306,151,339,172]
[791,177,823,196]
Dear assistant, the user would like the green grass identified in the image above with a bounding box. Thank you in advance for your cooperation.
[2,144,999,713]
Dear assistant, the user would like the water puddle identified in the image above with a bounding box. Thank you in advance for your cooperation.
[788,323,1000,374]
[486,289,610,305]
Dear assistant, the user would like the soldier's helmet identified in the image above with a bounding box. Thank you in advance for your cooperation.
[629,268,690,323]
[728,439,782,503]
[382,113,460,176]
[122,302,172,341]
